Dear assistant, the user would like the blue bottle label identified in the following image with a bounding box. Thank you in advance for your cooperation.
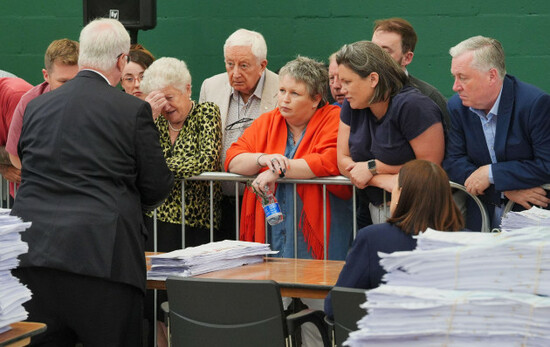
[263,202,281,217]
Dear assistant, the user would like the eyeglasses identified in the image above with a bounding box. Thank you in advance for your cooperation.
[117,53,130,63]
[225,117,253,131]
[122,74,144,85]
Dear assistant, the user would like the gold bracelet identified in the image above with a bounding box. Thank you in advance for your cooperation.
[256,153,267,167]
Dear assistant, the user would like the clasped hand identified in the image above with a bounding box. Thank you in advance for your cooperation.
[253,154,290,194]
[346,161,372,189]
[464,165,491,195]
[504,187,550,210]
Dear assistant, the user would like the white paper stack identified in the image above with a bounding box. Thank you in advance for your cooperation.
[0,210,32,334]
[380,228,550,294]
[147,240,278,280]
[347,286,550,347]
[344,220,550,346]
[500,206,550,231]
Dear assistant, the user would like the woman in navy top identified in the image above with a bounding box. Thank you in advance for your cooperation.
[335,41,445,226]
[324,160,464,320]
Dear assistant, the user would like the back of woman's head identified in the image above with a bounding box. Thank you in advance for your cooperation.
[335,40,407,103]
[387,160,464,234]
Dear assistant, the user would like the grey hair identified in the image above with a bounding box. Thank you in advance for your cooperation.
[140,57,192,95]
[224,28,267,63]
[449,36,506,79]
[336,40,407,104]
[78,18,130,72]
[279,56,328,108]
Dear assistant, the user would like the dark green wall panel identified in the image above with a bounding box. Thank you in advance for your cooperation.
[1,0,548,99]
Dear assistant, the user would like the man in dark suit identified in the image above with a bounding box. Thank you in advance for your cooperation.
[11,18,173,346]
[443,35,550,230]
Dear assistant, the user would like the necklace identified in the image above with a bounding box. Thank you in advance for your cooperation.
[167,101,195,132]
[168,121,182,132]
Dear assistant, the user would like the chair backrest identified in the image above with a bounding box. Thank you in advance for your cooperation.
[330,286,367,346]
[450,181,491,232]
[166,277,288,347]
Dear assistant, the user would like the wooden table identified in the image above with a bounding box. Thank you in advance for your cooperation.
[0,322,46,347]
[147,256,345,299]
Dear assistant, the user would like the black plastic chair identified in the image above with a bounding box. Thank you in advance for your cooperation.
[330,286,367,346]
[165,277,330,347]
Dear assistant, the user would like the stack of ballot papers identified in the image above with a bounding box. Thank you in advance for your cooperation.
[0,209,32,334]
[500,206,550,231]
[344,222,550,346]
[147,240,278,280]
[347,285,550,346]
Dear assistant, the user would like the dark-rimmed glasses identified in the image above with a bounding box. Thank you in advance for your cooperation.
[225,117,253,131]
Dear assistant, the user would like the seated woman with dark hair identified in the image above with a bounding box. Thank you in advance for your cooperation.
[324,159,464,319]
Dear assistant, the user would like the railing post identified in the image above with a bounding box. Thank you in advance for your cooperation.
[181,181,185,249]
[210,180,214,242]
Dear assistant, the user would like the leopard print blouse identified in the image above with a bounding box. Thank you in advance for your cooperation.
[147,101,222,229]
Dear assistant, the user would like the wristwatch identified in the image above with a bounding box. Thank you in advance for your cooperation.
[367,159,377,175]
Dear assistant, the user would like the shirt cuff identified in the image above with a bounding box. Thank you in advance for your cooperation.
[488,164,494,184]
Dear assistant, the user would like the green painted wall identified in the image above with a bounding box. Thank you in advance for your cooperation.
[1,1,549,99]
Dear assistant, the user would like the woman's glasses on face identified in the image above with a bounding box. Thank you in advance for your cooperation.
[122,74,144,85]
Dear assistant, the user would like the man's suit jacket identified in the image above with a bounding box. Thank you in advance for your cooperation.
[12,70,174,292]
[443,74,550,229]
[199,69,279,130]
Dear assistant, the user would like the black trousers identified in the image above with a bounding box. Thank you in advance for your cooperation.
[13,267,143,347]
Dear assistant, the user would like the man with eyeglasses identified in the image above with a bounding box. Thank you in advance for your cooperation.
[200,28,279,240]
[11,18,172,346]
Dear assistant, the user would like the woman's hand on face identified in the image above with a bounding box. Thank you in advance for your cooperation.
[145,90,167,120]
[258,154,290,178]
[252,170,279,194]
[345,161,373,189]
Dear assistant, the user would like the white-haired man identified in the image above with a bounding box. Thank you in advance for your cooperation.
[11,18,173,346]
[443,35,550,230]
[199,28,278,240]
[328,53,345,107]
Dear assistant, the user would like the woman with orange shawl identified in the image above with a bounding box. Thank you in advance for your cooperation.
[225,56,352,260]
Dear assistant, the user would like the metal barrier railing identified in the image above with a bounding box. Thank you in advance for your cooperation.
[153,172,358,260]
[1,173,491,240]
[148,173,492,258]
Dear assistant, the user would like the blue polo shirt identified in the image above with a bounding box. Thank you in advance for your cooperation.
[340,86,442,205]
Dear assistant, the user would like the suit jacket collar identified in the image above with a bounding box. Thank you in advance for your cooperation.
[78,69,111,85]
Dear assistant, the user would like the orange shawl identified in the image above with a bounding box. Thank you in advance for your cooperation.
[224,104,352,259]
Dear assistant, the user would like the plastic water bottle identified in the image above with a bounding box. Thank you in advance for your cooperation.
[260,186,284,226]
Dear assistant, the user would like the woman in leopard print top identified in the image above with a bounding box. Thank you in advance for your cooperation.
[141,57,222,249]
